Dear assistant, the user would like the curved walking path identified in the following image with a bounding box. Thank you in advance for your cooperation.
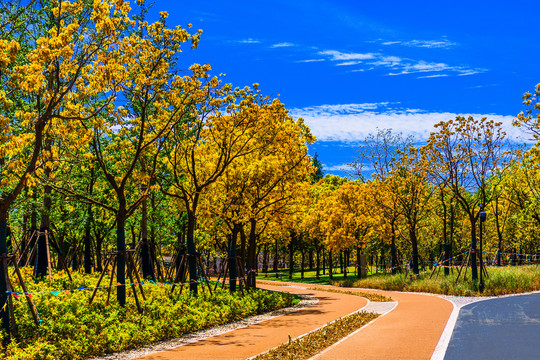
[443,292,540,360]
[313,289,452,360]
[135,281,453,360]
[137,283,367,359]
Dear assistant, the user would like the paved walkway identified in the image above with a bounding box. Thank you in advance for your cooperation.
[138,284,367,359]
[313,289,453,360]
[443,292,540,360]
[136,282,454,360]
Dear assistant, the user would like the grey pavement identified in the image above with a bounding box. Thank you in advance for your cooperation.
[443,292,540,360]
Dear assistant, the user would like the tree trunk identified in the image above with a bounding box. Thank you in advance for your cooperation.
[229,225,240,292]
[262,244,268,273]
[19,214,28,266]
[186,210,198,294]
[239,226,247,271]
[322,248,326,275]
[149,194,159,279]
[246,219,257,288]
[36,169,52,278]
[71,234,79,271]
[300,242,305,279]
[84,205,93,274]
[0,214,11,336]
[95,231,103,272]
[495,198,503,267]
[328,250,333,280]
[410,227,419,275]
[470,214,478,281]
[316,246,320,279]
[26,193,38,267]
[356,246,361,279]
[288,232,295,279]
[116,212,127,306]
[391,222,398,274]
[84,170,95,274]
[140,196,153,279]
[273,237,278,273]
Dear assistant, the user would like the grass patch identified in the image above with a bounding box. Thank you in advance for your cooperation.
[306,287,393,302]
[253,311,379,360]
[333,265,540,296]
[258,267,369,286]
[1,268,296,359]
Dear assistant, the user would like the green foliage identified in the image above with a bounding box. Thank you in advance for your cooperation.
[0,270,295,359]
[254,311,378,360]
[309,153,324,184]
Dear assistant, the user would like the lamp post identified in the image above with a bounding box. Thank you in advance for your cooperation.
[479,204,487,293]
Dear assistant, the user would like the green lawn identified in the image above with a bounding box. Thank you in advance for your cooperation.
[258,266,369,285]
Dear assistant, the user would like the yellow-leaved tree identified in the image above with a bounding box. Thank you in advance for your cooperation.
[49,3,202,306]
[0,0,156,327]
[423,116,509,281]
[159,83,282,294]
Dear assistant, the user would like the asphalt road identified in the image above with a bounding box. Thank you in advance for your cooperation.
[444,292,540,359]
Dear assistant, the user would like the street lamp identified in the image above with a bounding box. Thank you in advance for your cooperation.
[479,204,487,293]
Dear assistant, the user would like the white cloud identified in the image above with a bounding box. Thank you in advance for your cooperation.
[323,163,356,172]
[316,48,485,77]
[318,50,377,62]
[290,103,526,143]
[381,39,457,49]
[417,74,449,79]
[238,38,261,44]
[457,69,483,76]
[296,59,326,63]
[386,60,485,77]
[271,42,295,48]
[468,84,498,89]
[336,61,363,66]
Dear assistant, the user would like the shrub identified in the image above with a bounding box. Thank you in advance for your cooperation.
[0,269,296,359]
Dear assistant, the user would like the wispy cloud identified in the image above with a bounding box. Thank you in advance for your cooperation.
[387,60,451,75]
[457,69,482,76]
[291,103,523,143]
[271,42,295,48]
[468,84,498,89]
[237,38,261,44]
[381,39,457,49]
[380,41,400,46]
[416,74,449,79]
[316,49,485,77]
[386,60,484,76]
[336,61,364,66]
[264,38,479,78]
[318,50,377,63]
[296,59,326,63]
[323,163,355,172]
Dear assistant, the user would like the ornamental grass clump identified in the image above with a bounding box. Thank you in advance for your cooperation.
[335,265,540,296]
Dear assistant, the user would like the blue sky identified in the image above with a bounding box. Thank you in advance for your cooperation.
[148,0,540,177]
